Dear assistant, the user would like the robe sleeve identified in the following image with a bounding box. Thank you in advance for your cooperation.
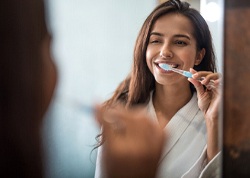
[198,151,221,178]
[182,145,221,178]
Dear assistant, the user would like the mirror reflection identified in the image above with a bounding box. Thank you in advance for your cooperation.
[43,0,224,177]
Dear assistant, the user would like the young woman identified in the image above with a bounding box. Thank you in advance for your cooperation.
[95,0,221,177]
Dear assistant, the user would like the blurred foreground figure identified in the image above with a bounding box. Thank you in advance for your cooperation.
[0,0,57,177]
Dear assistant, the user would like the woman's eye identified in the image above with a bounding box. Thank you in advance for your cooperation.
[150,40,160,44]
[175,40,187,46]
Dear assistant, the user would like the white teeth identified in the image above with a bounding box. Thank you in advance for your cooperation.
[159,63,171,71]
[171,64,178,68]
[157,62,179,69]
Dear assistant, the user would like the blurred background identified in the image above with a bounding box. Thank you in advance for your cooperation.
[43,0,224,177]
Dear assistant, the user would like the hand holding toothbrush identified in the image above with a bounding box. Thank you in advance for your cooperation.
[188,68,222,162]
[159,63,221,118]
[191,68,222,90]
[159,63,220,90]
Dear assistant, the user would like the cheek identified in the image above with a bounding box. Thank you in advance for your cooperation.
[41,38,58,115]
[181,49,198,68]
[46,59,57,98]
[43,57,57,111]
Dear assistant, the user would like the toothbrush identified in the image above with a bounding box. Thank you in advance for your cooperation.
[158,63,218,89]
[159,63,193,78]
[158,63,211,83]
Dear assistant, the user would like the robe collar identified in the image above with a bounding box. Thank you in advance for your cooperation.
[147,92,200,161]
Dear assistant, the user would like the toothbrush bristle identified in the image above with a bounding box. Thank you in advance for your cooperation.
[159,63,171,71]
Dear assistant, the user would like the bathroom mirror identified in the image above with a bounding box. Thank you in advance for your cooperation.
[43,0,224,177]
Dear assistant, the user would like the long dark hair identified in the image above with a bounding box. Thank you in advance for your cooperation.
[103,0,216,110]
[0,0,48,177]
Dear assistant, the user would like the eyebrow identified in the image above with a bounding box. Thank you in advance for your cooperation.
[150,32,191,40]
[150,32,164,36]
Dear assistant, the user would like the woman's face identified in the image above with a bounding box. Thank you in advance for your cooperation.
[146,13,204,86]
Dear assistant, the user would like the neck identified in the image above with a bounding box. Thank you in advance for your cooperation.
[153,82,193,128]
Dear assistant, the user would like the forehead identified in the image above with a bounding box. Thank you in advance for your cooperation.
[151,13,195,38]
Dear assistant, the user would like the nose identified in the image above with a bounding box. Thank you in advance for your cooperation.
[160,44,173,59]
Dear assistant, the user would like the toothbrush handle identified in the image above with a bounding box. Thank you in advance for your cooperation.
[183,71,193,78]
[174,69,216,88]
[191,75,216,89]
[183,72,214,85]
[183,72,207,81]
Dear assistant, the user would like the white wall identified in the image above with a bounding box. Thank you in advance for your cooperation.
[43,1,156,178]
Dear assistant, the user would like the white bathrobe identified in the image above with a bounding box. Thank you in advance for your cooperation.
[94,92,221,178]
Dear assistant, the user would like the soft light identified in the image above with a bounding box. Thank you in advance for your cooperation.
[201,2,220,22]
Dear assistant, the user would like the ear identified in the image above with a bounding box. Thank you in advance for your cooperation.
[194,48,206,65]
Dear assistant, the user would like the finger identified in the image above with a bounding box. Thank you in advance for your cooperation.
[103,108,127,136]
[194,73,213,85]
[203,73,220,82]
[188,77,205,96]
[191,69,222,87]
[94,104,119,126]
[190,68,210,78]
[194,71,221,82]
[190,68,210,84]
[206,78,222,91]
[94,105,127,140]
[213,78,222,88]
[203,73,222,90]
[189,68,197,74]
